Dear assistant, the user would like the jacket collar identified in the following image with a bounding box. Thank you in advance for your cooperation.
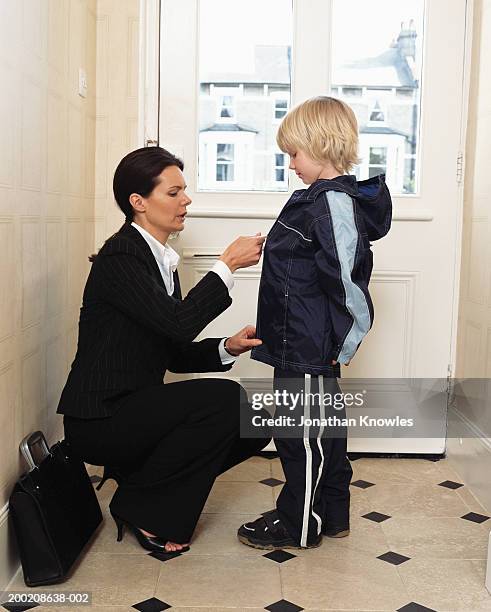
[114,222,170,289]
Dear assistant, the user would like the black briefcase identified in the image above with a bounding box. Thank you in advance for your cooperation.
[9,431,103,587]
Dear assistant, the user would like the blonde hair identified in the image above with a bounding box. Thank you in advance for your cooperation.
[276,96,360,174]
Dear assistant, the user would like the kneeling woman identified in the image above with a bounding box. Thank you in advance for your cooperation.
[58,147,269,553]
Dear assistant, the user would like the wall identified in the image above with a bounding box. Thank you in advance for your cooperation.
[94,0,140,247]
[0,0,98,587]
[448,0,491,511]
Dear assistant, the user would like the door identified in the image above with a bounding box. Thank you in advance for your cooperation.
[154,0,469,453]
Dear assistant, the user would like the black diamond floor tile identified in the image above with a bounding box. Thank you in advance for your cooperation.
[263,549,297,563]
[89,474,102,483]
[132,597,171,611]
[461,511,490,523]
[148,550,183,562]
[438,479,464,489]
[362,511,391,523]
[265,599,304,612]
[351,479,376,489]
[377,550,411,565]
[260,478,285,487]
[397,602,437,612]
[1,604,39,611]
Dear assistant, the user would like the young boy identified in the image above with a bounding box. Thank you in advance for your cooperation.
[238,96,392,549]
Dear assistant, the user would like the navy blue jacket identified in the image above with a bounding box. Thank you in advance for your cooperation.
[251,174,392,376]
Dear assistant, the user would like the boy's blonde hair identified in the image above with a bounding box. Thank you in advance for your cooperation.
[276,96,360,174]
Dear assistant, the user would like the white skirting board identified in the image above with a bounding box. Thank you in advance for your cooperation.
[0,502,19,591]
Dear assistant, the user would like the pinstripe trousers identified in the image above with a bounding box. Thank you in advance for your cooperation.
[64,378,270,543]
[273,369,353,547]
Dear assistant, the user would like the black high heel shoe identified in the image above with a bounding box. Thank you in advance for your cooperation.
[95,466,124,491]
[110,511,190,553]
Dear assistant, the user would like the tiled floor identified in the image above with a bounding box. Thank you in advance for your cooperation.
[3,455,491,611]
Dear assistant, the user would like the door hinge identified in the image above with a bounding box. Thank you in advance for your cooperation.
[456,152,464,184]
[146,139,159,147]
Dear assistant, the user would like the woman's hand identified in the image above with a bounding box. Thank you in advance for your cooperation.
[225,326,262,356]
[219,233,266,272]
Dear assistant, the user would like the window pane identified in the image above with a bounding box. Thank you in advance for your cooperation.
[331,0,424,194]
[217,143,234,161]
[217,163,234,181]
[276,168,285,182]
[369,147,387,165]
[275,153,285,166]
[198,0,293,191]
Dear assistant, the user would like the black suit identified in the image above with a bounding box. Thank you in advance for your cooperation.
[60,222,269,542]
[57,222,234,419]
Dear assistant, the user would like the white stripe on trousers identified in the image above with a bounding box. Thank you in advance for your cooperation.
[312,375,326,535]
[300,374,327,546]
[300,374,312,547]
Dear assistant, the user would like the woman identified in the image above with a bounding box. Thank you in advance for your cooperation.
[58,147,270,553]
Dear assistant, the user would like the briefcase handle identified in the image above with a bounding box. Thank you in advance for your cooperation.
[19,431,51,471]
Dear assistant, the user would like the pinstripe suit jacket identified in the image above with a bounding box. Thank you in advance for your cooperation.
[57,222,233,419]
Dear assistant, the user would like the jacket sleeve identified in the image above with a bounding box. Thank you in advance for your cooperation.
[96,251,232,342]
[311,191,373,365]
[167,337,234,373]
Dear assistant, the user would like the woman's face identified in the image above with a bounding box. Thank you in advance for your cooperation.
[141,165,192,235]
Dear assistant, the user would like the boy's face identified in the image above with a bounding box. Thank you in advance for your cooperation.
[287,149,337,185]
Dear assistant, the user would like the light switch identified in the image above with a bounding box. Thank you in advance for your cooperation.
[78,68,87,98]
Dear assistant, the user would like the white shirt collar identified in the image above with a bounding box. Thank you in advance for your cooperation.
[131,222,180,294]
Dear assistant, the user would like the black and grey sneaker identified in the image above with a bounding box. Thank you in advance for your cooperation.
[237,509,322,550]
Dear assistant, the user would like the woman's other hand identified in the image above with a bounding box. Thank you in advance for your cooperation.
[219,233,266,272]
[225,326,262,356]
[332,359,350,366]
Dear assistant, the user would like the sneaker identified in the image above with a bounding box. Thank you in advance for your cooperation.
[237,509,322,550]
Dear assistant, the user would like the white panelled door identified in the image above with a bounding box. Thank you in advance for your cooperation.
[154,0,470,453]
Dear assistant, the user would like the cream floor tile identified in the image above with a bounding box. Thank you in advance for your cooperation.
[217,455,272,482]
[271,457,284,480]
[85,508,148,555]
[37,608,128,612]
[280,551,410,610]
[293,520,390,559]
[93,478,118,507]
[434,458,468,483]
[397,558,491,611]
[364,481,470,518]
[169,608,265,611]
[7,553,161,607]
[204,481,275,514]
[351,457,451,485]
[154,554,282,608]
[457,485,491,515]
[190,512,267,556]
[382,517,490,559]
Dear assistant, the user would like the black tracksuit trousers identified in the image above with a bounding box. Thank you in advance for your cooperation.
[273,369,353,547]
[64,378,270,543]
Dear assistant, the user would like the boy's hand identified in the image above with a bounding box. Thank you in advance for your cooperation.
[332,359,350,366]
[225,326,262,356]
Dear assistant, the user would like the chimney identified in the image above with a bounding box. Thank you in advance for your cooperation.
[396,20,417,60]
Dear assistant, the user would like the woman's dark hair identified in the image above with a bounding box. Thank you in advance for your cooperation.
[113,146,184,221]
[89,146,183,262]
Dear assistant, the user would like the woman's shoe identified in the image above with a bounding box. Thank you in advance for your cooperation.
[95,466,124,491]
[110,511,190,553]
